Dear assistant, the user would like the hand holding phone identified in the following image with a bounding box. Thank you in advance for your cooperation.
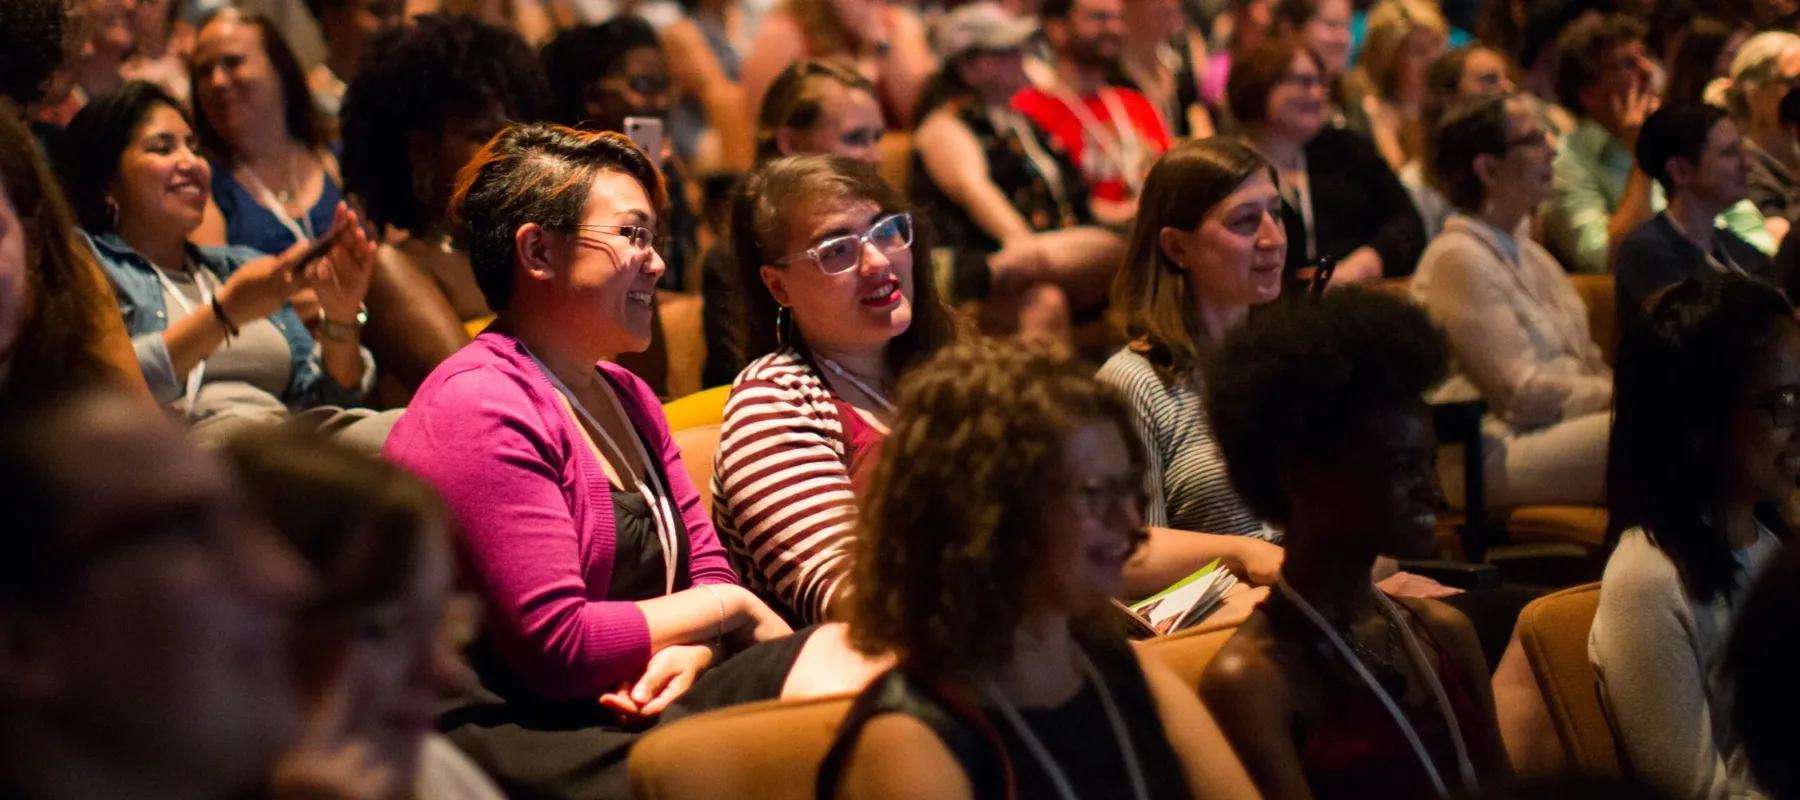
[623,117,665,162]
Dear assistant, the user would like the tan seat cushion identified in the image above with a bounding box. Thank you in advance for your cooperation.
[671,424,721,512]
[1515,582,1620,776]
[629,694,853,800]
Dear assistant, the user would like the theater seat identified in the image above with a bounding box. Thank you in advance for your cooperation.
[663,385,732,432]
[672,424,721,511]
[629,694,853,800]
[1514,583,1621,776]
[1137,620,1243,694]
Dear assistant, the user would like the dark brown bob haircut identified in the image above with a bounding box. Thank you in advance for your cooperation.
[846,338,1144,678]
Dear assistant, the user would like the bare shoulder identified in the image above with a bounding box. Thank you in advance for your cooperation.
[834,714,974,800]
[1200,619,1291,708]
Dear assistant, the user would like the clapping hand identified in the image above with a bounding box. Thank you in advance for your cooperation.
[308,202,376,324]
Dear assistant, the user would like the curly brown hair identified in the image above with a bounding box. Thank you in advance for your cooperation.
[846,338,1144,679]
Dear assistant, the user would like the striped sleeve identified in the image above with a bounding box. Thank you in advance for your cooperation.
[711,354,857,625]
[1097,351,1173,530]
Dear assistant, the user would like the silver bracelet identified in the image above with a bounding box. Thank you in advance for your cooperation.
[698,583,727,644]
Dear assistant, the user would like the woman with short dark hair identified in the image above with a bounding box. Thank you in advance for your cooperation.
[1231,36,1425,285]
[1201,289,1511,800]
[1594,274,1795,800]
[821,339,1260,800]
[1411,93,1611,509]
[385,122,789,798]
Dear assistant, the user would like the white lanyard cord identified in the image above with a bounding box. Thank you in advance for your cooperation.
[1280,154,1318,263]
[152,260,214,417]
[819,357,895,412]
[524,347,681,595]
[1273,579,1478,799]
[1056,87,1145,199]
[235,162,316,246]
[983,647,1151,800]
[992,107,1075,225]
[1663,212,1746,277]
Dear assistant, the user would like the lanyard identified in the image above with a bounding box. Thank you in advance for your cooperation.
[1280,154,1318,263]
[819,357,894,412]
[235,163,316,246]
[991,107,1076,227]
[1055,87,1146,198]
[1274,579,1478,799]
[982,646,1151,800]
[524,346,681,595]
[1663,213,1747,277]
[152,261,214,417]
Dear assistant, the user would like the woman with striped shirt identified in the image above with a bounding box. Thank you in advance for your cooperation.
[1096,138,1292,590]
[711,154,955,626]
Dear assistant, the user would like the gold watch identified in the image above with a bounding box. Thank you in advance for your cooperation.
[319,304,367,342]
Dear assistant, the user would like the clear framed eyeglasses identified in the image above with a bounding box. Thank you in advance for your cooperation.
[773,212,913,275]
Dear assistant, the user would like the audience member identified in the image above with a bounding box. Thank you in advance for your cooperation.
[118,0,191,108]
[0,0,67,113]
[225,430,504,800]
[1615,104,1774,325]
[1231,37,1426,284]
[712,153,953,625]
[704,59,886,388]
[1595,274,1795,800]
[301,0,406,119]
[911,2,1124,342]
[0,388,310,800]
[1201,289,1511,799]
[70,0,137,102]
[752,59,886,165]
[1271,0,1360,130]
[0,100,153,407]
[1015,0,1172,226]
[1198,0,1274,120]
[1119,0,1213,138]
[1096,138,1288,590]
[543,18,699,292]
[385,124,790,797]
[54,82,379,443]
[1729,544,1800,800]
[1663,17,1747,109]
[1727,31,1800,241]
[1401,44,1516,236]
[1541,12,1665,275]
[820,339,1261,800]
[1415,94,1612,510]
[340,14,550,397]
[1352,0,1450,171]
[662,0,753,171]
[739,0,937,131]
[191,9,341,256]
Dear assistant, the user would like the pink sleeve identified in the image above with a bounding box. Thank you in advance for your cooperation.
[385,366,651,701]
[599,363,741,588]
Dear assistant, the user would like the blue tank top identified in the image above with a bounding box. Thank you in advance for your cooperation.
[210,157,343,255]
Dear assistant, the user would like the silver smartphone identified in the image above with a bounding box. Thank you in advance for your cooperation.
[623,116,664,161]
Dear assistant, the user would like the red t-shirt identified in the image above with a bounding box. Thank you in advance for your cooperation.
[1012,86,1171,203]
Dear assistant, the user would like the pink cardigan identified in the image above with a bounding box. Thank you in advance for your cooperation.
[385,332,739,701]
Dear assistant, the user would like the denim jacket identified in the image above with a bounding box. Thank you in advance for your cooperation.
[87,231,374,409]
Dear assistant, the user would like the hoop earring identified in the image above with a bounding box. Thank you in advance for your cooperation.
[775,305,793,347]
[105,197,120,230]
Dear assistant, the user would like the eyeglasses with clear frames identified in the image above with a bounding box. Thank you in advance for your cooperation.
[774,212,913,275]
[574,224,666,253]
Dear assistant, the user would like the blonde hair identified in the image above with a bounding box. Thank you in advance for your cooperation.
[1356,0,1448,101]
[1728,31,1800,122]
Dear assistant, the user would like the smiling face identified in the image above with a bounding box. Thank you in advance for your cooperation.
[550,170,665,355]
[1300,0,1353,76]
[781,82,885,165]
[192,17,287,148]
[30,397,310,796]
[1029,419,1143,614]
[1293,401,1443,559]
[110,103,212,238]
[1725,320,1800,507]
[759,198,914,356]
[1265,50,1329,140]
[1163,169,1286,312]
